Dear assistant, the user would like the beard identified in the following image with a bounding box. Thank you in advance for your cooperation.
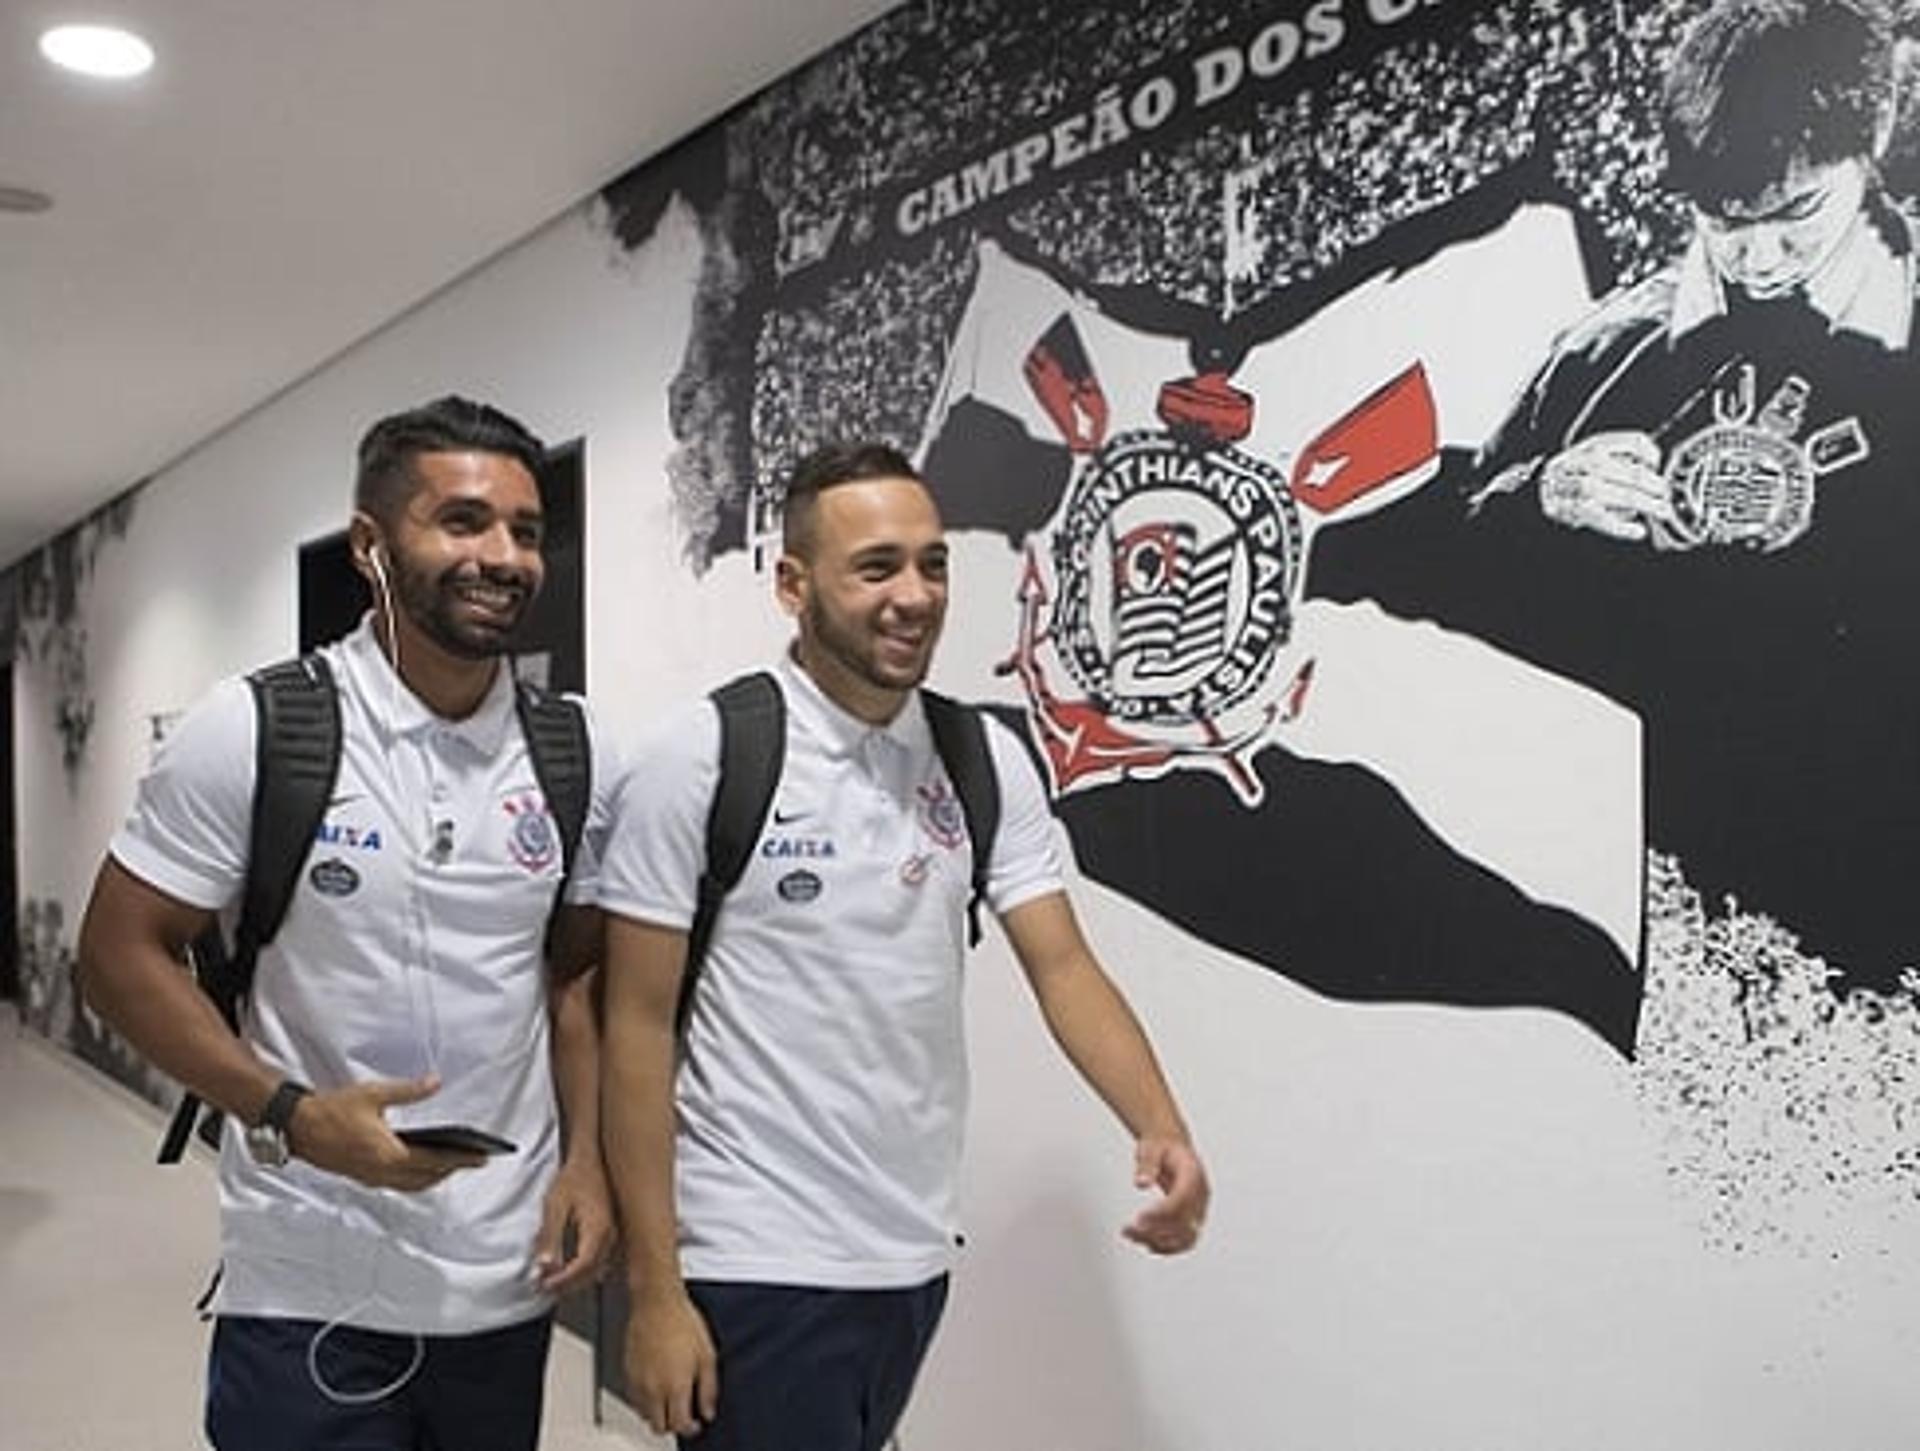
[805,592,938,695]
[391,556,537,660]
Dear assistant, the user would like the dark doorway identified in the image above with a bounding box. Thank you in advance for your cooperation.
[298,533,371,653]
[514,441,585,694]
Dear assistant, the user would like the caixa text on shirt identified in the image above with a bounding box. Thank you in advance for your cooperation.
[761,835,838,859]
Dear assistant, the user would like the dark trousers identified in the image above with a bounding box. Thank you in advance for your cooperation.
[683,1277,949,1451]
[206,1312,552,1451]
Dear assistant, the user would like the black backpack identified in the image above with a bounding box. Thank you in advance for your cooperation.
[676,671,1001,1031]
[158,654,591,1162]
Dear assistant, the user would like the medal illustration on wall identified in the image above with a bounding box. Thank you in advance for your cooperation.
[1650,363,1869,553]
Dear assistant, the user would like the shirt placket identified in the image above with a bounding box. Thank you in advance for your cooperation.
[861,729,926,889]
[399,727,457,1077]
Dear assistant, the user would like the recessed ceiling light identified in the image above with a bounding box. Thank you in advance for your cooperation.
[38,24,155,79]
[0,186,55,215]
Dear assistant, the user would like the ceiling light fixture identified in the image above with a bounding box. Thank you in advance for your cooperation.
[38,24,155,79]
[0,186,55,215]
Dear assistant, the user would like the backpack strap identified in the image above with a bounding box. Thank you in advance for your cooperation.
[514,680,592,938]
[240,656,342,958]
[922,690,1000,947]
[679,671,786,1032]
[159,655,340,1163]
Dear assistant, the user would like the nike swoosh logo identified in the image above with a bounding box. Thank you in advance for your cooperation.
[772,808,808,825]
[327,791,365,808]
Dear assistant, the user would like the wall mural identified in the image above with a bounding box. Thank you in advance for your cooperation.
[10,487,175,1107]
[597,0,1920,1252]
[15,489,139,778]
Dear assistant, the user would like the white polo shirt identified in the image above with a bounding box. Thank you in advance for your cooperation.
[600,655,1064,1288]
[110,619,618,1335]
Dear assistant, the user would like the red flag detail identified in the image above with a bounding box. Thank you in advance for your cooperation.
[1289,362,1438,515]
[1023,314,1109,453]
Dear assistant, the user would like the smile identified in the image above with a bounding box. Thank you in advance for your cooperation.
[453,582,524,615]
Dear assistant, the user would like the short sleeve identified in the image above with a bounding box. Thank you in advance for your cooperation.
[108,676,257,911]
[561,696,624,907]
[595,697,721,931]
[981,714,1065,917]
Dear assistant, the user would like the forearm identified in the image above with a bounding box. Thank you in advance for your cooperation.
[548,967,602,1170]
[601,913,697,1303]
[1034,956,1190,1144]
[1005,896,1208,1252]
[602,1005,686,1302]
[76,865,280,1123]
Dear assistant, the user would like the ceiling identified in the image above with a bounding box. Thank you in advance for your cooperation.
[0,0,897,570]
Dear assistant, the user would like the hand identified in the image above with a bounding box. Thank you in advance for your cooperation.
[626,1288,719,1439]
[533,1160,615,1295]
[1537,431,1674,542]
[286,1075,487,1191]
[1122,1136,1210,1256]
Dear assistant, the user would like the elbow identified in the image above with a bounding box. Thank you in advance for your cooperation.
[72,874,132,1020]
[72,925,108,1018]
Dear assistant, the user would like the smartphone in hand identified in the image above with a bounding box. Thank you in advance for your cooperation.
[396,1124,518,1155]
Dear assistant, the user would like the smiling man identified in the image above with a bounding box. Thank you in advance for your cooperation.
[599,441,1209,1450]
[77,396,620,1451]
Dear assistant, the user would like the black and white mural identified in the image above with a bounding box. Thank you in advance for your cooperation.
[11,491,177,1105]
[15,491,137,780]
[601,0,1920,1253]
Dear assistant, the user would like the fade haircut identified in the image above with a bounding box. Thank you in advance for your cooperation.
[781,441,924,558]
[1663,0,1892,213]
[354,395,547,528]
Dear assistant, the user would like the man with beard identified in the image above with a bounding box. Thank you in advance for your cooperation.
[77,396,619,1450]
[598,441,1209,1449]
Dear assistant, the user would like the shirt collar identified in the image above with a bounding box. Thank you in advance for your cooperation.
[1668,206,1914,350]
[337,614,517,753]
[775,648,929,759]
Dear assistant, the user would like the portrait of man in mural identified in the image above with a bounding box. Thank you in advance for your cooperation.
[1452,0,1919,1001]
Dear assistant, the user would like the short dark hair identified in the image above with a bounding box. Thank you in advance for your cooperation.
[354,395,547,527]
[1662,0,1892,211]
[781,441,923,556]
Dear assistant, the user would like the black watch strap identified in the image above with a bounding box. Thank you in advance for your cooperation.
[259,1079,312,1133]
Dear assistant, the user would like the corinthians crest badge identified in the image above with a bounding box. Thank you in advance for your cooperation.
[1652,364,1869,552]
[1008,429,1304,805]
[502,792,558,873]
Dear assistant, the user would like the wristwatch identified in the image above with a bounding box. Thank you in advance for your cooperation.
[244,1079,312,1167]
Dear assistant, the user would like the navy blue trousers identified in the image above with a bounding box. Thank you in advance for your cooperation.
[206,1312,551,1451]
[682,1277,949,1451]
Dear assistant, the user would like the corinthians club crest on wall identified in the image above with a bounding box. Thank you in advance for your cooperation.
[1011,428,1303,805]
[1005,313,1439,806]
